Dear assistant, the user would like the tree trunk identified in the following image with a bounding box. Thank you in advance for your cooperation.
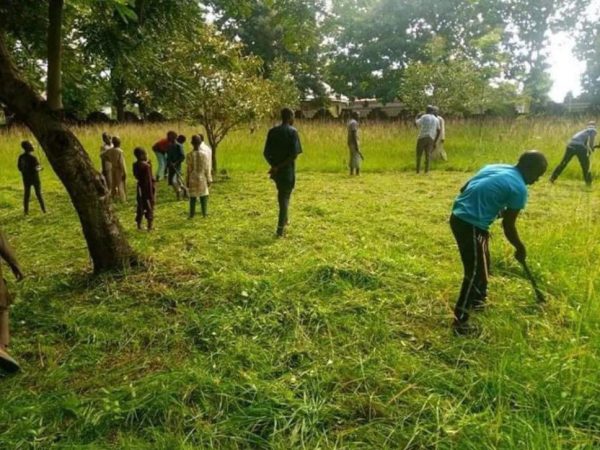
[0,33,137,273]
[47,0,63,111]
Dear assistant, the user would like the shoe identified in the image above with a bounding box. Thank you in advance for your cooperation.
[0,348,20,373]
[452,320,479,336]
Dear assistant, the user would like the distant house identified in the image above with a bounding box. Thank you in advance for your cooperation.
[342,99,407,120]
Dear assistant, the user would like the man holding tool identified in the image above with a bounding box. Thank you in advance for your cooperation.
[449,150,548,334]
[550,121,597,186]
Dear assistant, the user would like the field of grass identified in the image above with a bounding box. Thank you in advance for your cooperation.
[0,119,600,448]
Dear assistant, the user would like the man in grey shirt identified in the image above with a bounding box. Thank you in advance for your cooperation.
[415,105,441,174]
[550,121,597,186]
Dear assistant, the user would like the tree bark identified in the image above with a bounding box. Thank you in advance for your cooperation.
[0,32,138,273]
[47,0,63,111]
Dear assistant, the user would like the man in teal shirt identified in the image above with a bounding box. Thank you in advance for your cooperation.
[450,151,547,334]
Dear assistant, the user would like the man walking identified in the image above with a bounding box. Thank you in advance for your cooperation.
[264,108,303,237]
[415,105,441,173]
[550,121,597,186]
[450,151,547,334]
[347,111,363,175]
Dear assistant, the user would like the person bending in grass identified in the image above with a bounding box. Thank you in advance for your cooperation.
[264,108,303,237]
[17,140,46,215]
[415,105,441,174]
[450,150,547,334]
[550,121,597,186]
[132,147,155,231]
[167,135,187,200]
[186,135,212,218]
[0,230,24,373]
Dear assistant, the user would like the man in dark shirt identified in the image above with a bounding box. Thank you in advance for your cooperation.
[17,141,46,215]
[167,135,187,199]
[264,108,303,237]
[550,122,597,186]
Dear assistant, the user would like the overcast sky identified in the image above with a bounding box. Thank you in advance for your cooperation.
[547,0,600,102]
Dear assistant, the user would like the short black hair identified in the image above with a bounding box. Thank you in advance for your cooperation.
[21,140,33,151]
[134,147,146,160]
[111,136,121,147]
[167,131,177,139]
[281,108,294,121]
[191,134,201,146]
[426,105,435,114]
[177,134,186,144]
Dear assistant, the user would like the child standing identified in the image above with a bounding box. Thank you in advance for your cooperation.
[186,135,212,218]
[17,140,46,215]
[104,136,127,202]
[132,147,155,231]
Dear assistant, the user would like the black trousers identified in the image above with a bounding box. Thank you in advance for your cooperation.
[23,179,45,214]
[276,187,292,234]
[189,196,208,217]
[551,145,592,185]
[416,137,434,173]
[450,214,490,323]
[135,196,154,223]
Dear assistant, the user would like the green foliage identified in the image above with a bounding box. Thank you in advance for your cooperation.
[160,27,298,160]
[1,119,600,448]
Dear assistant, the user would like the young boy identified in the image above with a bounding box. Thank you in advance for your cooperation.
[132,147,155,231]
[186,135,212,218]
[104,136,127,202]
[0,230,24,373]
[17,140,46,215]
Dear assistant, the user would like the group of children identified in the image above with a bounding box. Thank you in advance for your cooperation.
[98,130,213,230]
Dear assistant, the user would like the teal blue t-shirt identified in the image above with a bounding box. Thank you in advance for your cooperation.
[452,164,528,231]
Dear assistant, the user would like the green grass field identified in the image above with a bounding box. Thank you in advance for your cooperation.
[1,120,599,448]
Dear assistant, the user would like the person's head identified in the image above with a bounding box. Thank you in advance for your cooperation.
[102,132,111,145]
[134,147,147,161]
[167,130,177,142]
[197,133,205,143]
[21,140,34,153]
[426,105,435,114]
[177,134,186,144]
[516,150,547,185]
[281,107,294,125]
[587,121,596,129]
[191,134,201,148]
[351,111,360,121]
[111,136,121,148]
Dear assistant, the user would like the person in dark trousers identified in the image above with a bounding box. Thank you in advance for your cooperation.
[450,150,547,335]
[415,105,441,174]
[132,147,155,231]
[0,230,24,373]
[550,122,597,186]
[264,108,303,237]
[17,141,46,215]
[167,135,187,200]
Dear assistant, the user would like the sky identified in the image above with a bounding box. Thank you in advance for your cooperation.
[547,0,600,102]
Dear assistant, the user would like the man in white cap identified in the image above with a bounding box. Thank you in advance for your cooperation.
[550,122,597,186]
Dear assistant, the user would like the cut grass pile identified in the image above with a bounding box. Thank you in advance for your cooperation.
[0,119,599,448]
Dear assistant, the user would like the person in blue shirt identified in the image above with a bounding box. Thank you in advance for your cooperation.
[450,150,547,334]
[550,122,597,186]
[264,108,303,237]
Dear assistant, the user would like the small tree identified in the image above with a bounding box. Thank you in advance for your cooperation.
[162,27,299,172]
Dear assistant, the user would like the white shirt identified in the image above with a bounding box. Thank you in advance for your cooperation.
[416,114,440,140]
[437,116,446,140]
[199,142,213,177]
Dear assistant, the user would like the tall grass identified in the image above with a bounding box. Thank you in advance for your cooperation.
[0,118,599,448]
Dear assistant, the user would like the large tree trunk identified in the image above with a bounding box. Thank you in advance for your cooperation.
[0,33,137,273]
[47,0,63,111]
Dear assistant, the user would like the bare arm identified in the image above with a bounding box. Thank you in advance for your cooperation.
[502,209,526,262]
[0,232,23,280]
